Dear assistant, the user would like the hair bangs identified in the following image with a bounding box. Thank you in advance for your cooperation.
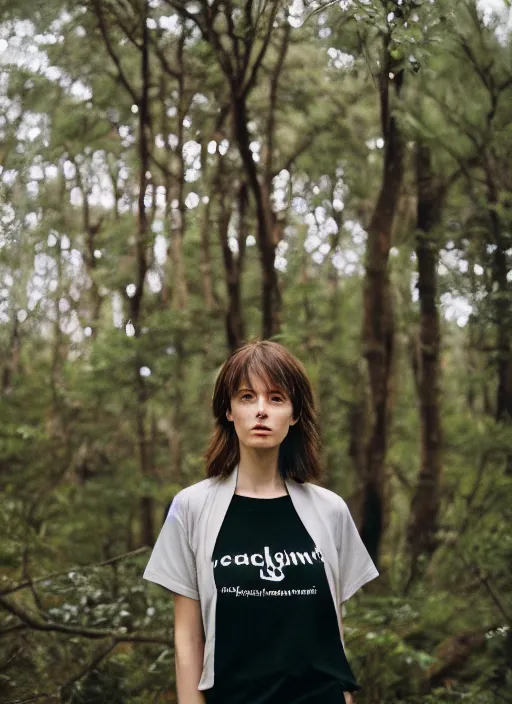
[225,345,294,402]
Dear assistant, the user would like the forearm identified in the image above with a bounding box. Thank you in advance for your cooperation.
[175,640,206,704]
[340,613,355,703]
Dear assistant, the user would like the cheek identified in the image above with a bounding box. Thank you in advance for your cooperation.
[230,407,248,423]
[277,410,294,426]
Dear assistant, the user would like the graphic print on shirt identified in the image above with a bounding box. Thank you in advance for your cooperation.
[213,543,324,580]
[213,543,325,597]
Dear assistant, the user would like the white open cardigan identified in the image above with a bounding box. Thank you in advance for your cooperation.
[143,464,379,691]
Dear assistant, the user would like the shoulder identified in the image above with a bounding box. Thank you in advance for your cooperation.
[299,481,348,521]
[169,478,215,529]
[304,481,346,507]
[302,483,356,547]
[172,479,213,511]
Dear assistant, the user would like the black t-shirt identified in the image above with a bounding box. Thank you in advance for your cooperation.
[203,493,361,704]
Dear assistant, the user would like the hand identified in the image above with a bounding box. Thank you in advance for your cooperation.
[343,693,354,704]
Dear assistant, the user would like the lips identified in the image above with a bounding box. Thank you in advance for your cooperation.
[253,424,271,431]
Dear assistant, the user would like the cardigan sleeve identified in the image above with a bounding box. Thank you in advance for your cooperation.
[142,492,199,600]
[337,498,379,603]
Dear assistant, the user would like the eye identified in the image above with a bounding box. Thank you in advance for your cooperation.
[272,396,284,402]
[240,393,252,400]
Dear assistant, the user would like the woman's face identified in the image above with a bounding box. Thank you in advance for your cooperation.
[226,374,298,449]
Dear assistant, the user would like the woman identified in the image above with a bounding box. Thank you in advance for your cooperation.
[143,340,379,703]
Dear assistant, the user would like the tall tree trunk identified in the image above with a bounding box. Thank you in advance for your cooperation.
[171,2,285,338]
[407,143,444,576]
[298,236,316,360]
[92,0,155,544]
[168,29,188,313]
[133,0,153,547]
[484,165,512,422]
[198,140,217,312]
[217,177,246,353]
[48,230,68,440]
[359,41,405,567]
[466,316,478,413]
[75,163,103,338]
[2,315,20,394]
[327,177,344,335]
[158,30,188,483]
[168,335,185,484]
[232,94,281,338]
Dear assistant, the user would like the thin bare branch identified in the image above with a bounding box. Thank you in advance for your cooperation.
[0,547,149,596]
[102,0,143,51]
[92,0,139,104]
[224,0,242,74]
[0,593,171,644]
[163,0,207,34]
[265,19,291,183]
[3,696,51,704]
[455,551,512,625]
[152,34,183,80]
[59,638,118,698]
[241,1,282,99]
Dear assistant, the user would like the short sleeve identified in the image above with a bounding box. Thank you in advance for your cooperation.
[142,493,199,600]
[337,498,379,603]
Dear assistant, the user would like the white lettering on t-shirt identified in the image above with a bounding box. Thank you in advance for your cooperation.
[212,545,324,583]
[219,585,319,597]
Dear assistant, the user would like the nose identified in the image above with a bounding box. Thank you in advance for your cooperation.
[256,396,268,416]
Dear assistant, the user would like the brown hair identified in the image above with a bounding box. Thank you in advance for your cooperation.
[204,339,323,484]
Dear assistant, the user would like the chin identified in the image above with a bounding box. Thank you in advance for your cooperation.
[247,438,280,447]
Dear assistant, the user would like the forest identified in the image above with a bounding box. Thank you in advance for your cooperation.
[0,0,511,702]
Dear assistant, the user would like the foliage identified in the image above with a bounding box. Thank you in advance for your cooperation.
[1,0,511,702]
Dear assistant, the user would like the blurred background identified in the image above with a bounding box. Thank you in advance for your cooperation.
[1,0,511,702]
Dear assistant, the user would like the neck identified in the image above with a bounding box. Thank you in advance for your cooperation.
[235,452,286,495]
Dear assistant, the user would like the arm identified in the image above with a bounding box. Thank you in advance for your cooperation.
[340,612,354,704]
[339,610,345,648]
[173,593,206,704]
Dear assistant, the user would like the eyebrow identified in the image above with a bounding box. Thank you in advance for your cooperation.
[238,387,285,394]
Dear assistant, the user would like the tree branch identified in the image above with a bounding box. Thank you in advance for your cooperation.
[163,0,207,35]
[60,638,118,700]
[92,0,140,104]
[0,593,171,644]
[224,0,242,74]
[455,552,511,625]
[0,547,149,596]
[241,0,282,99]
[265,19,291,183]
[102,0,143,51]
[152,30,183,80]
